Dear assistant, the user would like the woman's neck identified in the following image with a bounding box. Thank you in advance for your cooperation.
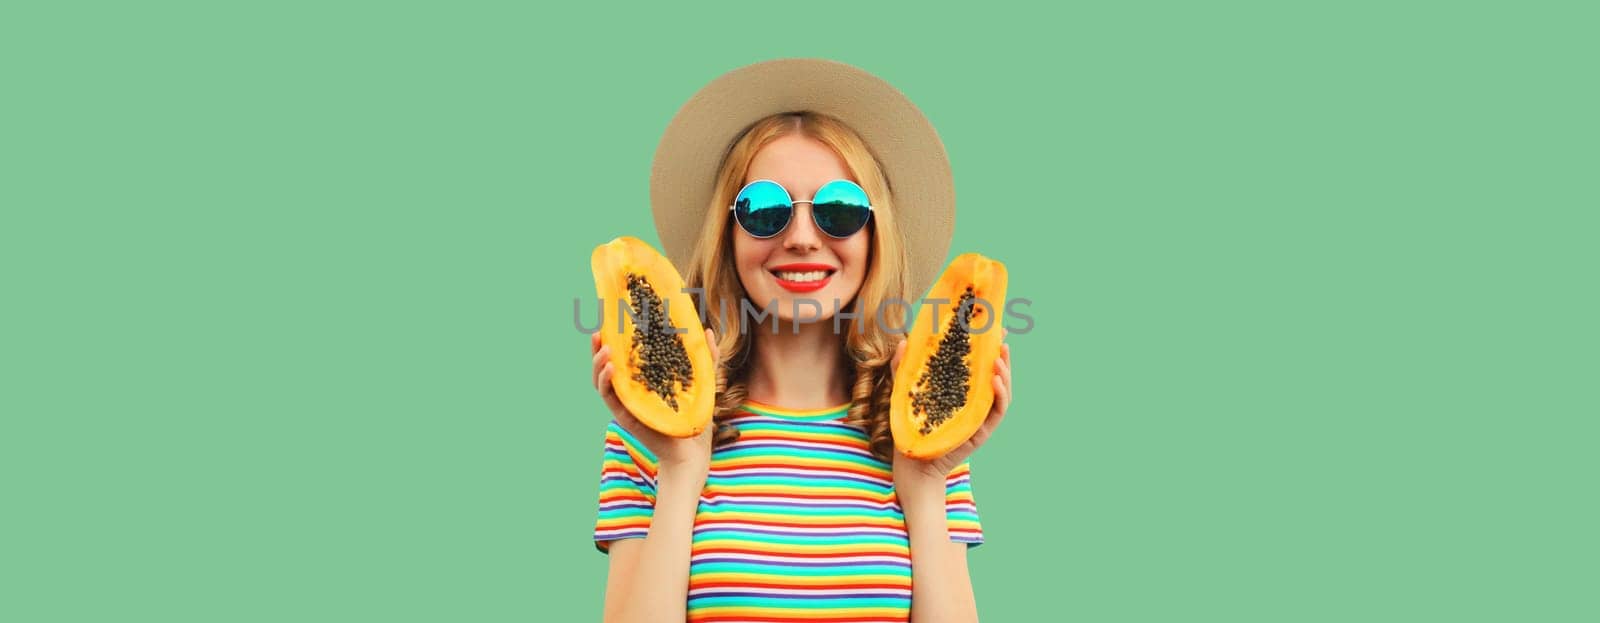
[743,318,850,410]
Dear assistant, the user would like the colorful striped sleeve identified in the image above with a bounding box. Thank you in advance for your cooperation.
[946,460,984,548]
[593,419,660,553]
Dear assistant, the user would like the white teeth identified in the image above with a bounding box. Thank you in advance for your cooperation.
[774,270,829,283]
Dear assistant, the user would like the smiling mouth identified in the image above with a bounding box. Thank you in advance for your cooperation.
[769,269,834,283]
[768,266,836,292]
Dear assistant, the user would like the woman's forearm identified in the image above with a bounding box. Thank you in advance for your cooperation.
[899,473,979,623]
[607,463,706,623]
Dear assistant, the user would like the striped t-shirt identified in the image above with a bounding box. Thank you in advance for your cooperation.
[593,400,983,622]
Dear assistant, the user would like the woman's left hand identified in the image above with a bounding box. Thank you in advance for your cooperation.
[891,330,1012,481]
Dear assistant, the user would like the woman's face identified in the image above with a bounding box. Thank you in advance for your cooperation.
[733,134,871,324]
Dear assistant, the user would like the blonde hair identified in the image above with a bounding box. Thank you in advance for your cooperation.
[683,111,910,463]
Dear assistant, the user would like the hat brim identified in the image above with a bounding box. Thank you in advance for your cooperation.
[649,57,955,300]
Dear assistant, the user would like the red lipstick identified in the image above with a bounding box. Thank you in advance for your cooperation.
[768,263,836,293]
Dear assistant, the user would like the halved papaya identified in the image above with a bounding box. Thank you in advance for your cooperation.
[891,253,1009,459]
[590,236,715,438]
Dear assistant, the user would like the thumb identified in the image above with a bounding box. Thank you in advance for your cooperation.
[891,339,907,373]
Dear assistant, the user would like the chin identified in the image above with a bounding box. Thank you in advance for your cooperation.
[757,287,842,325]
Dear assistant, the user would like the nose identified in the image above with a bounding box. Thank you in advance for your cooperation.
[781,201,823,252]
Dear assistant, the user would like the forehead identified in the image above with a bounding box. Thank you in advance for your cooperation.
[744,134,855,197]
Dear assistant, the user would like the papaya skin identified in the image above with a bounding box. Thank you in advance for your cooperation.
[590,236,715,438]
[889,253,1009,459]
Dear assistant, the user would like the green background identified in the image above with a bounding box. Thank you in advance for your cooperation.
[4,1,1595,621]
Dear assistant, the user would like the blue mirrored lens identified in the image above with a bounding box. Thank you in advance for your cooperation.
[734,180,792,237]
[811,180,872,237]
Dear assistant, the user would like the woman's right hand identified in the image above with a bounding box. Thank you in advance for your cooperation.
[591,329,717,472]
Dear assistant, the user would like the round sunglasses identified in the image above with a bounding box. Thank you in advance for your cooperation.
[729,179,874,239]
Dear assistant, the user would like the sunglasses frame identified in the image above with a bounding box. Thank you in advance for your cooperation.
[728,178,875,240]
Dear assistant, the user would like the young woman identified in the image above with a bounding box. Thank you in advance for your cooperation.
[588,60,1013,623]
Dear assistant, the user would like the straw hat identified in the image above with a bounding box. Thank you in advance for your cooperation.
[648,57,956,299]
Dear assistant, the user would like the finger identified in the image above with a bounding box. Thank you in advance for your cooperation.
[968,426,990,450]
[598,363,613,401]
[995,356,1012,393]
[1000,342,1010,367]
[966,380,1005,452]
[591,330,601,353]
[599,364,626,414]
[966,377,1013,455]
[592,345,610,387]
[966,415,991,447]
[892,339,907,371]
[595,358,606,391]
[990,373,1011,424]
